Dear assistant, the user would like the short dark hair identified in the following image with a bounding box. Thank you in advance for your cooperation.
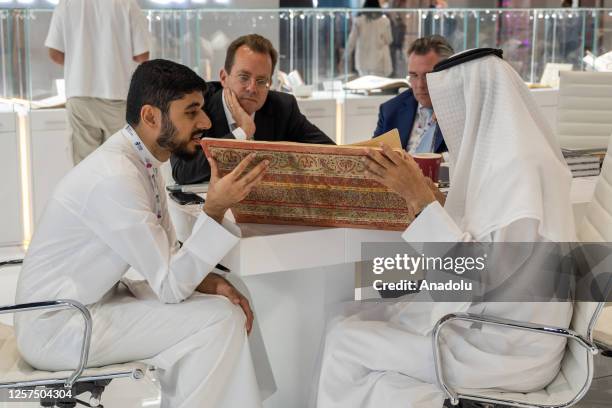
[224,34,278,76]
[126,59,206,127]
[407,35,454,59]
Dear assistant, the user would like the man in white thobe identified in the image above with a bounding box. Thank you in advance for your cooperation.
[316,50,575,407]
[15,59,272,408]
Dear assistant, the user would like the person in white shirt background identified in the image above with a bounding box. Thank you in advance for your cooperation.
[45,0,150,164]
[15,59,275,408]
[347,0,393,78]
[316,50,575,408]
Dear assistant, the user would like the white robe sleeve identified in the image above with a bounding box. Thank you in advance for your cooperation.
[81,174,239,304]
[402,201,471,243]
[394,201,566,334]
[401,200,545,243]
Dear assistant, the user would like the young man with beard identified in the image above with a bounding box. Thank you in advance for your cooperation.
[15,59,272,408]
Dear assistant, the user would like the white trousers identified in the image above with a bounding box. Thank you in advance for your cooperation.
[316,302,568,408]
[16,280,269,408]
[316,319,444,408]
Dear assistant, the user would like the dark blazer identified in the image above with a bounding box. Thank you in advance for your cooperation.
[171,82,335,184]
[373,89,446,153]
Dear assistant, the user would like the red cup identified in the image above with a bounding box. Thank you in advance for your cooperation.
[412,153,443,182]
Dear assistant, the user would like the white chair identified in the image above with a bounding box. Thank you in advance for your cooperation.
[433,136,612,407]
[557,71,612,150]
[0,260,149,408]
[579,134,612,356]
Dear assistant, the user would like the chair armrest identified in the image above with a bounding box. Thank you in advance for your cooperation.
[0,260,92,388]
[432,312,599,406]
[0,300,92,389]
[0,259,23,268]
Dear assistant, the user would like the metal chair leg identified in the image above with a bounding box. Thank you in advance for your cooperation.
[38,380,112,408]
[457,402,502,408]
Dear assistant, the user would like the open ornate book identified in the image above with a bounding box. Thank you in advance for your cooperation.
[201,129,413,230]
[344,76,410,94]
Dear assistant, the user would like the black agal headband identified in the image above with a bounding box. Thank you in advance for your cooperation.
[433,48,504,72]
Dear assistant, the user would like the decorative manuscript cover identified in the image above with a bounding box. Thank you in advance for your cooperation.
[200,134,412,231]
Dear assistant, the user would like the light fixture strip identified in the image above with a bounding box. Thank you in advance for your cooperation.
[17,107,33,248]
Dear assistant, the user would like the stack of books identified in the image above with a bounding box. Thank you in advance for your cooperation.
[562,148,604,178]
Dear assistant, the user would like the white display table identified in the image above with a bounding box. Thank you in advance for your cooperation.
[170,173,597,266]
[295,95,337,142]
[227,223,405,275]
[28,109,72,223]
[172,202,403,276]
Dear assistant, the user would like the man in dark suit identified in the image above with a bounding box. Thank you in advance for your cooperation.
[373,35,453,154]
[172,34,334,184]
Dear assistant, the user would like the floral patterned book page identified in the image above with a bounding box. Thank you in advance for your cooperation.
[201,137,412,230]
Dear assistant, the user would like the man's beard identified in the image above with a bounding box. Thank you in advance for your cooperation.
[156,113,202,161]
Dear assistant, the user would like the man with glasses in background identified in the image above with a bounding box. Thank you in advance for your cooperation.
[172,34,335,184]
[373,35,453,154]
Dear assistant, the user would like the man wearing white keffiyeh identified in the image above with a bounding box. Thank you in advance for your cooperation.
[316,50,575,408]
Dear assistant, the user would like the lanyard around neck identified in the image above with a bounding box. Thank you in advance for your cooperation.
[122,125,163,220]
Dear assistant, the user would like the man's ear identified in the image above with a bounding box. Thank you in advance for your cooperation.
[219,68,228,87]
[140,105,160,130]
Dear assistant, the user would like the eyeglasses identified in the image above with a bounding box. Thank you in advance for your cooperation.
[407,73,429,83]
[233,73,271,90]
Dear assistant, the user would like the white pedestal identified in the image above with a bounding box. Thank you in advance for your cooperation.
[29,109,72,224]
[342,93,394,145]
[220,223,401,277]
[0,111,23,247]
[296,96,337,143]
[530,88,559,131]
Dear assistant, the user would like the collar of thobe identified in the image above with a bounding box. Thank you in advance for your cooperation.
[221,90,255,132]
[122,124,163,220]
